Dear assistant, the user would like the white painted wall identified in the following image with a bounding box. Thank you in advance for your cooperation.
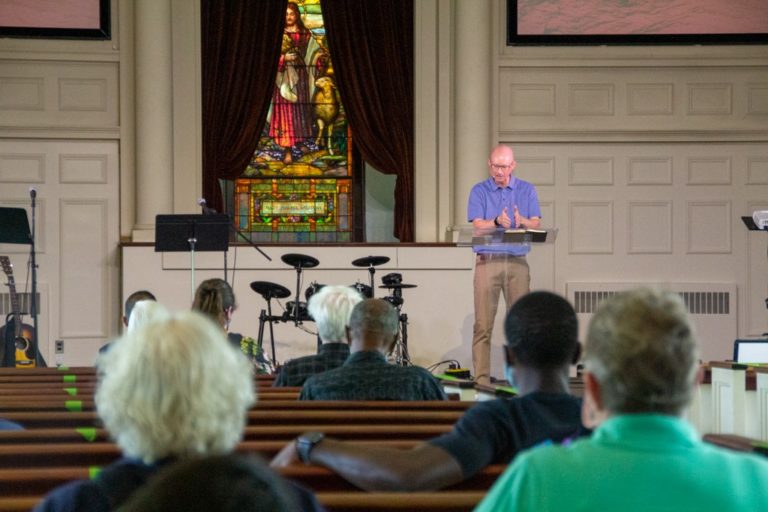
[1,0,766,371]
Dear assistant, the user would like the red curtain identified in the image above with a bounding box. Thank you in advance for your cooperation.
[200,0,287,213]
[323,0,414,242]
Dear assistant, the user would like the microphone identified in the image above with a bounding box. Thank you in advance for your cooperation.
[197,198,217,215]
[29,187,37,206]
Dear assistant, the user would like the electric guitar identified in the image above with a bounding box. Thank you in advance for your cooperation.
[0,256,36,367]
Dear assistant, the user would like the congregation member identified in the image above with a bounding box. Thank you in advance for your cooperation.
[192,277,272,373]
[273,291,586,490]
[191,278,237,332]
[299,299,446,401]
[124,300,169,334]
[34,311,323,512]
[274,285,363,387]
[99,289,157,354]
[0,418,22,430]
[468,144,541,384]
[476,288,768,511]
[118,454,301,512]
[121,290,157,328]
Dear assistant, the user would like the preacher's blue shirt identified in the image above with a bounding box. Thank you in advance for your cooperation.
[467,176,541,256]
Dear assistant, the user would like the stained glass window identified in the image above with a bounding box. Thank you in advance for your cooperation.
[235,0,358,243]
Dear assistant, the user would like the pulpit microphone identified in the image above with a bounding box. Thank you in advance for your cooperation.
[29,187,37,206]
[197,198,217,215]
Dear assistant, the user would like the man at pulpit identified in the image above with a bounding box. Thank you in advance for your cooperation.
[468,144,541,385]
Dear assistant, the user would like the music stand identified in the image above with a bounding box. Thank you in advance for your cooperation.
[0,207,31,245]
[155,214,230,299]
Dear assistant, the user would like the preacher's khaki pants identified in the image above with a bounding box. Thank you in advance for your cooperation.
[472,254,530,384]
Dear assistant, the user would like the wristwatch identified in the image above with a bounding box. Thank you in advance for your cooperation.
[296,431,325,464]
[493,216,500,227]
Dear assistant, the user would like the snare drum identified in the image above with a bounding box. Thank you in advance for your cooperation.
[285,301,309,320]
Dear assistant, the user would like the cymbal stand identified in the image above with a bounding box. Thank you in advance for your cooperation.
[291,264,304,326]
[366,264,376,298]
[256,294,283,366]
[389,289,410,366]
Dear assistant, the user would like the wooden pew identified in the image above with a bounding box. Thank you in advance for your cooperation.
[0,424,454,445]
[703,433,768,457]
[0,463,505,496]
[709,361,758,438]
[0,439,420,468]
[0,491,487,512]
[0,397,469,411]
[756,366,768,441]
[0,392,311,410]
[317,491,485,511]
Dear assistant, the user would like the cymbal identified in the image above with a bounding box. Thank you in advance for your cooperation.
[378,283,417,289]
[250,281,291,300]
[281,253,319,269]
[351,255,390,267]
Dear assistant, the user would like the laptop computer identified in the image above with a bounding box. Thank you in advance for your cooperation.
[733,339,768,364]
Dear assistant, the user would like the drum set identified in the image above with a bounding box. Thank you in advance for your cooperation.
[250,254,416,366]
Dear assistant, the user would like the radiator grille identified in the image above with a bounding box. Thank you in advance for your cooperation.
[0,292,40,317]
[573,290,730,315]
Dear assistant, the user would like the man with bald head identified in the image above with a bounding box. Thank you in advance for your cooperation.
[468,144,541,384]
[299,299,446,401]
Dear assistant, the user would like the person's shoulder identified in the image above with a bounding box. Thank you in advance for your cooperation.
[304,364,343,385]
[514,176,537,189]
[34,479,107,512]
[470,179,492,192]
[0,418,23,430]
[700,441,768,472]
[472,393,581,421]
[282,353,319,371]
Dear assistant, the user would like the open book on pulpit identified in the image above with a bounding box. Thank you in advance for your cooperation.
[456,226,558,248]
[503,228,548,243]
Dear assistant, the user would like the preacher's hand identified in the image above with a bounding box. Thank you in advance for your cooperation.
[498,207,513,229]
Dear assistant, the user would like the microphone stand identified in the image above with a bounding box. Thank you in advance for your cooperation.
[200,203,271,262]
[228,218,271,262]
[29,191,45,366]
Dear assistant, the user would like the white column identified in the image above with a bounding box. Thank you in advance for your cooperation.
[133,0,174,238]
[453,0,493,227]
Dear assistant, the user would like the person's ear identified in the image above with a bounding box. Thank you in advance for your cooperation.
[382,333,397,355]
[503,345,516,367]
[345,326,352,344]
[581,371,607,429]
[122,316,129,328]
[571,343,582,365]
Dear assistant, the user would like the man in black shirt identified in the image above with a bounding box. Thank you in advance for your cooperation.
[272,291,586,491]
